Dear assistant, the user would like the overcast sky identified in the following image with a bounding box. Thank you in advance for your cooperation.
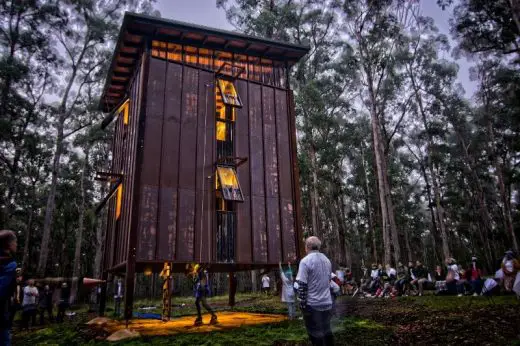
[155,0,477,96]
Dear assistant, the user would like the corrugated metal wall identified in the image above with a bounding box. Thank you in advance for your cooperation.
[133,57,299,265]
[104,58,143,271]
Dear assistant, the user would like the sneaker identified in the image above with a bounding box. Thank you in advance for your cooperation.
[457,294,463,297]
[418,293,422,297]
[209,315,218,325]
[194,317,203,326]
[473,293,478,297]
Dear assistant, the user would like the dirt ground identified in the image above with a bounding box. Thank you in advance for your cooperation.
[12,294,520,345]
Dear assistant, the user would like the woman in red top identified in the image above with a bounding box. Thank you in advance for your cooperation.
[467,256,483,296]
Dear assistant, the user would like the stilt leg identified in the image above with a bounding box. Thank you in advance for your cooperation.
[228,272,237,307]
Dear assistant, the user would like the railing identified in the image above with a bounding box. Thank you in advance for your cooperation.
[216,211,236,263]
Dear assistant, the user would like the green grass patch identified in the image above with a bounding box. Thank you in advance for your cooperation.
[400,294,519,311]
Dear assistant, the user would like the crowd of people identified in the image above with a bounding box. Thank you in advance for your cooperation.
[1,230,73,345]
[332,252,520,299]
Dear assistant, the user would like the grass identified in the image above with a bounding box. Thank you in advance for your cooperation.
[12,293,520,345]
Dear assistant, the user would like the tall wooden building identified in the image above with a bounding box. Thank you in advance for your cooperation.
[98,13,309,318]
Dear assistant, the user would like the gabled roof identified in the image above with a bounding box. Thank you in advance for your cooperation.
[100,12,310,112]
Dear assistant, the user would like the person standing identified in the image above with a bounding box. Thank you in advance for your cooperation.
[38,285,54,325]
[21,279,38,329]
[279,262,296,319]
[261,274,271,294]
[296,236,334,346]
[56,282,70,323]
[0,230,18,346]
[113,278,123,317]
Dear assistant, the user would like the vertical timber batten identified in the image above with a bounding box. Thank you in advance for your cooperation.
[125,48,151,321]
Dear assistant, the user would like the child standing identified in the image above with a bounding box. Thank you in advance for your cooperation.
[278,262,295,319]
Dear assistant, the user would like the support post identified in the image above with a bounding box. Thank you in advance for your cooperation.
[98,270,108,316]
[124,255,136,323]
[228,272,237,307]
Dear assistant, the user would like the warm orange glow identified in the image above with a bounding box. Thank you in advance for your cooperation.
[115,184,123,220]
[89,312,287,337]
[216,166,244,201]
[143,266,153,276]
[167,43,181,62]
[216,121,227,141]
[117,99,130,125]
[217,79,242,108]
[184,46,198,65]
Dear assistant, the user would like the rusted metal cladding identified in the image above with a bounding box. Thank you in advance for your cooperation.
[104,58,143,270]
[135,58,215,263]
[131,57,300,267]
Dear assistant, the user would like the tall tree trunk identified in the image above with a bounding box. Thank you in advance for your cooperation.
[336,199,351,267]
[37,123,64,276]
[309,144,319,236]
[22,211,34,270]
[487,120,518,251]
[509,0,520,34]
[37,35,89,276]
[361,145,378,263]
[71,147,90,303]
[409,72,451,259]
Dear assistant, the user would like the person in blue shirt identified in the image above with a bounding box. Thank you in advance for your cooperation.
[190,265,217,326]
[0,230,18,346]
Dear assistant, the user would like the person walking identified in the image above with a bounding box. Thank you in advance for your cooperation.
[0,230,18,346]
[192,268,217,326]
[295,236,334,346]
[261,274,270,294]
[279,262,296,319]
[21,279,38,329]
[38,285,54,325]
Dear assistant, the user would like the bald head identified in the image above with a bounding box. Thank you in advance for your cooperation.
[305,236,321,253]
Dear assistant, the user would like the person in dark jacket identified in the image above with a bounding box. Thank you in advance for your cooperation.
[190,265,217,326]
[56,282,70,323]
[0,230,18,346]
[411,261,429,296]
[38,285,54,325]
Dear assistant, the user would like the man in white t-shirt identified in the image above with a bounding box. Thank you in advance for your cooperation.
[21,279,38,329]
[296,236,334,345]
[261,274,270,294]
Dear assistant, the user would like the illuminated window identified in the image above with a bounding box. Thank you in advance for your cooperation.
[216,166,244,202]
[217,79,243,108]
[184,45,198,65]
[199,48,213,70]
[234,54,248,79]
[115,184,123,220]
[248,56,262,82]
[117,99,130,125]
[216,121,227,141]
[167,43,182,62]
[214,51,233,75]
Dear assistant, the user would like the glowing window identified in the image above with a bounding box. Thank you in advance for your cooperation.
[167,43,182,62]
[216,121,227,141]
[199,48,213,70]
[117,99,130,125]
[217,79,243,108]
[216,166,244,202]
[184,46,198,65]
[115,184,123,220]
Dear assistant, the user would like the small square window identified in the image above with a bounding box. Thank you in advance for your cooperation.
[216,166,244,202]
[217,79,243,108]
